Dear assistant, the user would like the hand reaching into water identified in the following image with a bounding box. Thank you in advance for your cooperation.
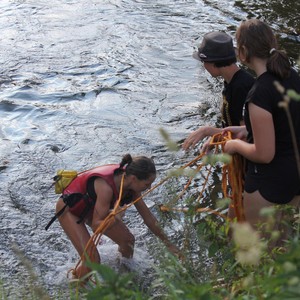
[166,244,185,261]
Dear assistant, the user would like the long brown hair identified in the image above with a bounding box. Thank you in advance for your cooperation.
[236,19,291,79]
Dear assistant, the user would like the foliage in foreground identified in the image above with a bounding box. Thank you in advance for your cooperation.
[67,206,300,300]
[2,185,300,300]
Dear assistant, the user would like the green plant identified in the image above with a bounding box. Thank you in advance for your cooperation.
[83,262,146,300]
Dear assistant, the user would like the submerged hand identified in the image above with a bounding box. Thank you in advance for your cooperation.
[167,244,185,261]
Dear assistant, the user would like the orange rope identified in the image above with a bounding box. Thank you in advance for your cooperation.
[209,132,245,221]
[158,132,245,222]
[159,205,227,220]
[195,163,214,203]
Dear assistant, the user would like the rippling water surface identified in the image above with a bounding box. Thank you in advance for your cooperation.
[0,0,299,297]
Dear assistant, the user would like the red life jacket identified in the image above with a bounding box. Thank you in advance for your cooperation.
[63,164,120,218]
[45,164,122,230]
[63,164,119,197]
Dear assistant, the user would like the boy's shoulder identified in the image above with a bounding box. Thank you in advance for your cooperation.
[232,68,255,85]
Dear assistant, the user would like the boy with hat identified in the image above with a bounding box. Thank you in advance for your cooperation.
[182,31,254,150]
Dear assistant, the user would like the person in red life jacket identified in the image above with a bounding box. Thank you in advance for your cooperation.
[55,153,181,279]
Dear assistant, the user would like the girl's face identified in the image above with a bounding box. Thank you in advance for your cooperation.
[130,173,156,193]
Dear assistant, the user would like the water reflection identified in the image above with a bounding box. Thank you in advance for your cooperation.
[235,0,300,60]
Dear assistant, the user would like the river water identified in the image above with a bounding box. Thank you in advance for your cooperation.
[0,0,299,298]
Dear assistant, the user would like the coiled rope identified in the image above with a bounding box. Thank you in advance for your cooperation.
[209,131,245,222]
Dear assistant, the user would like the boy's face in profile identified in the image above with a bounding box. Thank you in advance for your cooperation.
[203,61,220,78]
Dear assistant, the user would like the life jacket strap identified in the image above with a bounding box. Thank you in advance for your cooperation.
[45,193,95,230]
[45,203,67,231]
[44,194,83,230]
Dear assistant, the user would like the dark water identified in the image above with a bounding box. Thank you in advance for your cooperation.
[0,0,299,298]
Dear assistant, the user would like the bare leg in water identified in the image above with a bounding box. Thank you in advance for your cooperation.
[56,198,135,279]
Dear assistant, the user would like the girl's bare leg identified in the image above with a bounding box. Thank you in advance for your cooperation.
[243,191,300,247]
[243,191,273,228]
[56,198,100,278]
[103,219,135,258]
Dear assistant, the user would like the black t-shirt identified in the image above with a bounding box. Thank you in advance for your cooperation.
[221,69,254,127]
[244,69,300,156]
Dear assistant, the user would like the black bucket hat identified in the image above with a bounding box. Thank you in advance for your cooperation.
[193,31,236,62]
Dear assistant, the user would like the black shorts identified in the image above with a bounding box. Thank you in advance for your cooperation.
[244,155,300,204]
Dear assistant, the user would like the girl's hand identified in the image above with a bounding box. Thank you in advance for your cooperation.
[224,140,237,155]
[183,126,222,150]
[222,126,247,140]
[200,138,214,154]
[166,244,185,260]
[182,127,209,150]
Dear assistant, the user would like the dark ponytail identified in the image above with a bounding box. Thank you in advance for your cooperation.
[116,153,156,180]
[114,153,132,176]
[120,153,133,169]
[267,49,291,80]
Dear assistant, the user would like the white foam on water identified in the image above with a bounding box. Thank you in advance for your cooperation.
[48,234,154,288]
[97,235,155,275]
[44,254,76,287]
